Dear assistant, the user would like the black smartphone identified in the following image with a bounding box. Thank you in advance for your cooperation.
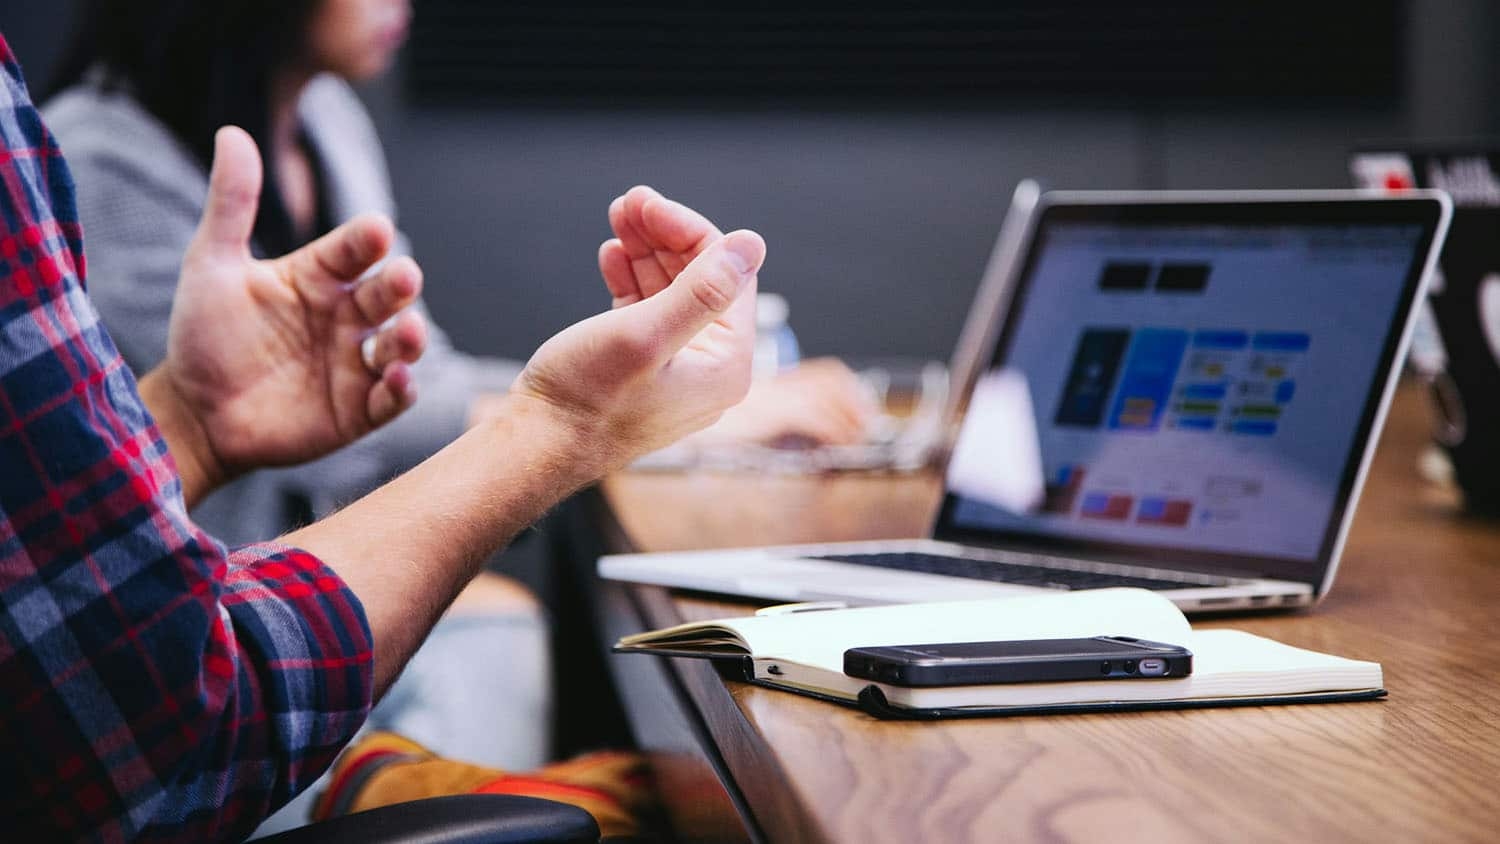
[843,636,1193,687]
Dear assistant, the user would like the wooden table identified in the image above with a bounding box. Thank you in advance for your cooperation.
[589,382,1500,843]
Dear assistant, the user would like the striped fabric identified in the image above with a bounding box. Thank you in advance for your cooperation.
[316,732,651,838]
[0,35,373,841]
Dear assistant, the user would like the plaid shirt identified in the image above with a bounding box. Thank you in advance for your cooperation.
[0,37,373,842]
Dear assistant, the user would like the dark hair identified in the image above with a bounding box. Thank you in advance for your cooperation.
[48,0,322,257]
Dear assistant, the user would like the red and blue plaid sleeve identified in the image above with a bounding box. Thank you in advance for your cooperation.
[0,36,374,842]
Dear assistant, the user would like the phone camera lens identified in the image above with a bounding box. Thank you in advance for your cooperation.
[1100,661,1112,674]
[1124,660,1138,674]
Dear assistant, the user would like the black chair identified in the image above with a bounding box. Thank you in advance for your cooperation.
[254,794,599,844]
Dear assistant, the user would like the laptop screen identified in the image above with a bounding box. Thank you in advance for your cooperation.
[935,198,1444,583]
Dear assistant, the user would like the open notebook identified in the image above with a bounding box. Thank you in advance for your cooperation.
[614,589,1384,719]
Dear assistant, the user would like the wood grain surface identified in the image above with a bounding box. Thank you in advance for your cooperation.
[600,382,1500,843]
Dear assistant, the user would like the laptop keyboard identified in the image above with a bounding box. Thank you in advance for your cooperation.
[812,552,1222,591]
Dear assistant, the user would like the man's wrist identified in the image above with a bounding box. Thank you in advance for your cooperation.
[480,392,617,490]
[138,368,230,506]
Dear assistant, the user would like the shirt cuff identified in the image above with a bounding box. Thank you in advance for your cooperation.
[221,542,375,796]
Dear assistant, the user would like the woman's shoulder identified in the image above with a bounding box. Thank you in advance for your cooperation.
[43,79,204,195]
[300,74,373,123]
[299,74,398,221]
[299,74,385,159]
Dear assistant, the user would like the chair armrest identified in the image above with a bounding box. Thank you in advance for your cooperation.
[252,794,599,844]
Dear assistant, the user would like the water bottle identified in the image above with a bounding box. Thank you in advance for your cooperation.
[754,292,800,377]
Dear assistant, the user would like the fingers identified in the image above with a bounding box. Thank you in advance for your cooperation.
[639,190,721,253]
[598,238,641,307]
[790,412,866,446]
[363,310,425,429]
[750,399,864,446]
[367,361,417,428]
[737,363,875,446]
[798,358,881,434]
[192,126,263,257]
[815,391,876,444]
[608,191,672,300]
[357,261,425,431]
[282,213,396,290]
[626,229,765,359]
[364,309,427,372]
[609,185,721,299]
[353,255,423,326]
[789,397,868,446]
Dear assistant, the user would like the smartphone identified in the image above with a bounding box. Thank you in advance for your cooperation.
[843,636,1193,687]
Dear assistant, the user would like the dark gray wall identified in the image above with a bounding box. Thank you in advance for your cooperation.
[0,0,74,89]
[5,1,1499,363]
[369,101,1150,363]
[362,0,1500,363]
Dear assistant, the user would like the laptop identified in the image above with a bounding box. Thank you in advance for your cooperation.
[602,190,1452,613]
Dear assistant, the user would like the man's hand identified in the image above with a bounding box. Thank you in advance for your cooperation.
[510,186,765,474]
[140,127,427,505]
[291,187,762,691]
[599,186,875,448]
[597,185,721,307]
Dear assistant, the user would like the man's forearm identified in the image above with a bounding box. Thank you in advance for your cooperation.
[285,394,602,695]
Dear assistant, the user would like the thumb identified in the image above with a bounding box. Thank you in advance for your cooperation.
[630,230,765,357]
[192,126,262,256]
